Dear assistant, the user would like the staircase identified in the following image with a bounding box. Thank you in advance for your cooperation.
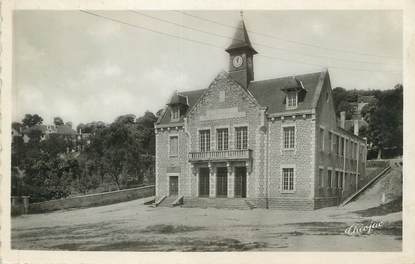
[158,195,184,207]
[182,197,252,210]
[341,165,392,206]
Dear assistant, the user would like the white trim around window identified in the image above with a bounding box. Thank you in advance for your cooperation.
[281,123,297,152]
[280,164,296,193]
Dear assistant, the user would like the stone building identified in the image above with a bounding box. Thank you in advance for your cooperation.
[154,20,367,210]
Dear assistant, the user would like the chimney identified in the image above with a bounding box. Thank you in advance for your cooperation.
[340,111,346,129]
[353,119,359,136]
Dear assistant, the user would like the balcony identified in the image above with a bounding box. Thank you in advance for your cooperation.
[188,149,252,162]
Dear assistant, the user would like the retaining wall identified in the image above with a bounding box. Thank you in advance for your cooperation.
[28,185,155,214]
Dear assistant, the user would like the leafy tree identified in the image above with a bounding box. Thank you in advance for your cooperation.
[22,114,43,127]
[54,117,64,126]
[362,84,403,158]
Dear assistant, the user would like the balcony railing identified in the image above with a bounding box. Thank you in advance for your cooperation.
[188,149,252,162]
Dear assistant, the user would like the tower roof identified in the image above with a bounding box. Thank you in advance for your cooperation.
[225,20,257,54]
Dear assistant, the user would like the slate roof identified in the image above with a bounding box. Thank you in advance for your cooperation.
[156,71,324,125]
[158,88,207,125]
[225,20,257,54]
[248,72,323,114]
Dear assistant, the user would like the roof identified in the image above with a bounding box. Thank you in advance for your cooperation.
[248,72,323,114]
[168,93,187,105]
[158,88,207,124]
[344,119,369,132]
[22,124,77,136]
[225,20,257,54]
[157,71,324,125]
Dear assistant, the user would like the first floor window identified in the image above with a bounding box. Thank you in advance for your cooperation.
[235,126,248,149]
[199,130,210,152]
[320,128,325,151]
[216,128,229,150]
[283,126,295,149]
[339,172,343,189]
[169,136,178,157]
[333,171,338,188]
[319,168,324,187]
[282,168,294,191]
[327,170,332,188]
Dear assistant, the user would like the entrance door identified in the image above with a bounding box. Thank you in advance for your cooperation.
[199,168,210,197]
[169,176,178,196]
[216,167,228,197]
[234,167,247,198]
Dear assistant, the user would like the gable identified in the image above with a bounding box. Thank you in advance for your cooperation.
[186,71,263,122]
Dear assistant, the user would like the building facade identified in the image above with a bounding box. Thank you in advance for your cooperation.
[154,20,367,210]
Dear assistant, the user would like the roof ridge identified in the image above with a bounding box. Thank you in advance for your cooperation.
[249,71,324,84]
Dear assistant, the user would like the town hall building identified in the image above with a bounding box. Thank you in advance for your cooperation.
[154,19,367,210]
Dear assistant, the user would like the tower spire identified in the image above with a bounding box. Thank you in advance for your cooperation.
[225,16,257,89]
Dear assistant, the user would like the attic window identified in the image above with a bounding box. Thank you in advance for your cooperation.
[286,91,298,109]
[171,106,180,121]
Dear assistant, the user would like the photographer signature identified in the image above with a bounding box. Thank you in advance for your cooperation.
[344,221,384,236]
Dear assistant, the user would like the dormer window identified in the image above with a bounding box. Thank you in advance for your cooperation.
[286,91,298,109]
[167,92,188,122]
[171,106,180,121]
[281,76,305,110]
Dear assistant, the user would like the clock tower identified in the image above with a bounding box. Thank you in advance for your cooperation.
[225,19,257,89]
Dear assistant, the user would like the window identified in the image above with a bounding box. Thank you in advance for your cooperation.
[171,107,180,121]
[333,135,338,155]
[216,128,229,150]
[283,126,295,149]
[199,130,210,152]
[235,127,248,150]
[282,168,294,191]
[320,128,325,151]
[338,172,343,189]
[327,170,332,188]
[219,90,225,102]
[286,91,298,109]
[319,168,324,187]
[340,137,344,156]
[169,136,178,157]
[328,132,332,153]
[333,171,338,188]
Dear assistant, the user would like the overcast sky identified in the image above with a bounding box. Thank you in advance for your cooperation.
[13,10,402,126]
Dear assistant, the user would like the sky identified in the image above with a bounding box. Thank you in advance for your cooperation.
[13,10,403,126]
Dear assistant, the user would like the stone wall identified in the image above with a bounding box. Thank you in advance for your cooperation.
[155,127,189,198]
[28,185,155,214]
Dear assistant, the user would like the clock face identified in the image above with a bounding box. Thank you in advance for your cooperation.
[233,55,243,68]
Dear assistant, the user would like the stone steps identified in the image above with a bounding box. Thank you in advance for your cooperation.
[182,197,251,210]
[158,196,178,207]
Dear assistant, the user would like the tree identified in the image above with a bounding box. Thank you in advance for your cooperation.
[332,87,354,118]
[22,114,43,127]
[363,84,403,158]
[54,117,64,126]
